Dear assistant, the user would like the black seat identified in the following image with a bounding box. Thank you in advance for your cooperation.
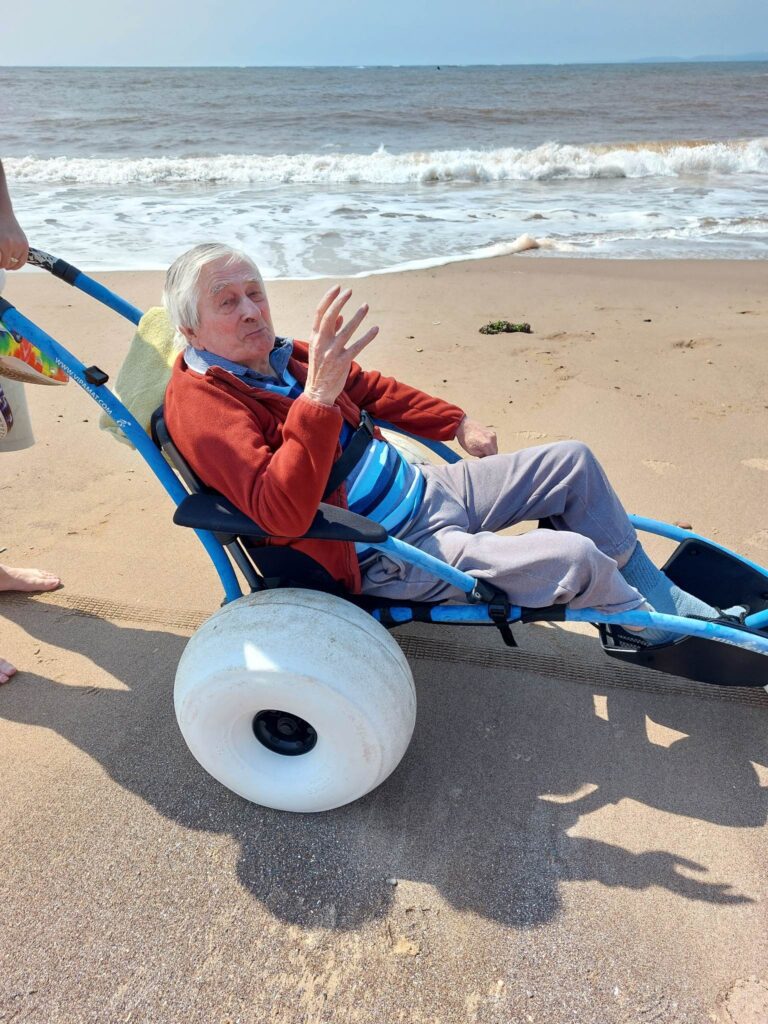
[172,491,387,545]
[150,406,389,594]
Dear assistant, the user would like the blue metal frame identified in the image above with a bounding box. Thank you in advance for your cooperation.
[375,419,463,465]
[369,602,768,654]
[69,274,144,326]
[0,298,242,604]
[3,259,768,657]
[628,515,768,630]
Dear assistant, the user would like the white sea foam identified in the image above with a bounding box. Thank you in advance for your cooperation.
[354,234,555,277]
[9,142,767,275]
[7,139,768,187]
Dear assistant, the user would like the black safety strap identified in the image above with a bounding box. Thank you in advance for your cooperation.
[489,598,518,648]
[323,409,376,499]
[471,579,518,648]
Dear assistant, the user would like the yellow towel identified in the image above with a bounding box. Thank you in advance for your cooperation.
[99,306,178,448]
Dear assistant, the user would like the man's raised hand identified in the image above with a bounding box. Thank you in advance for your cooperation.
[303,286,379,406]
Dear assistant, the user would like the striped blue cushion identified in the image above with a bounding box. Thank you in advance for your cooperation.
[340,421,424,562]
[257,368,423,563]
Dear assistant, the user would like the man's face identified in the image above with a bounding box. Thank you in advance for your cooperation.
[181,257,276,371]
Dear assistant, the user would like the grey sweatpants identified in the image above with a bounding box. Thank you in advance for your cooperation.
[360,441,646,613]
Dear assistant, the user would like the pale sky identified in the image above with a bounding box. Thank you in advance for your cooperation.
[3,0,767,67]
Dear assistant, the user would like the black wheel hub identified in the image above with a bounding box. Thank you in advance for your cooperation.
[253,709,318,756]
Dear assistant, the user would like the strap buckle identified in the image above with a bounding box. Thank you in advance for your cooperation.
[359,409,375,436]
[470,578,518,648]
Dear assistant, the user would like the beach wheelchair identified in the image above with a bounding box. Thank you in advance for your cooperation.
[2,248,767,813]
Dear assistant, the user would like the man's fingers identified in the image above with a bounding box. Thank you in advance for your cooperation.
[347,324,379,360]
[338,304,369,343]
[478,436,498,457]
[319,288,352,341]
[312,285,341,332]
[312,285,342,333]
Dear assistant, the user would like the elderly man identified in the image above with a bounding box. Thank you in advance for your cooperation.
[163,243,718,645]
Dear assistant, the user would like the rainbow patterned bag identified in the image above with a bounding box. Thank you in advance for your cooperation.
[0,323,69,386]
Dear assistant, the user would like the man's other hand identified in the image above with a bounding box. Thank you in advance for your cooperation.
[456,416,498,458]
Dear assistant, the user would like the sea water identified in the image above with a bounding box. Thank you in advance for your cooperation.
[2,64,766,276]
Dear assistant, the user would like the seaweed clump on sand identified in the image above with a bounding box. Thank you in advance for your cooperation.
[479,320,532,335]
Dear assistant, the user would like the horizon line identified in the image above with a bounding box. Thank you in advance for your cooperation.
[3,55,768,70]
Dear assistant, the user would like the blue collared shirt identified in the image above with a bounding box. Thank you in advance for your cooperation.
[184,336,294,387]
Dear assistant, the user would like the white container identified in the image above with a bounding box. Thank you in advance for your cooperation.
[0,377,35,451]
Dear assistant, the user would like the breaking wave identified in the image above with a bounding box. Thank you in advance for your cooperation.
[7,138,768,186]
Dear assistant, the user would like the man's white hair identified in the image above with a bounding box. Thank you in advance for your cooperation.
[163,243,262,351]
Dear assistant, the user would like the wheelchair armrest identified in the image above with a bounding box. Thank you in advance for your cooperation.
[172,492,389,544]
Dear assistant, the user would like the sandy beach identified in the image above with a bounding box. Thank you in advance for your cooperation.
[1,255,767,1022]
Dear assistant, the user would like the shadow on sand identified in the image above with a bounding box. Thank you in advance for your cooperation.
[2,597,766,931]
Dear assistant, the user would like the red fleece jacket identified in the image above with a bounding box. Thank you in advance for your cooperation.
[164,341,466,592]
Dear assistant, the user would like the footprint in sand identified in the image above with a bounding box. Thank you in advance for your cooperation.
[744,530,768,551]
[509,430,566,442]
[741,458,768,472]
[540,331,592,344]
[672,337,715,350]
[642,459,675,475]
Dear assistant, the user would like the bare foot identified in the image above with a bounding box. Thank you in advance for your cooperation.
[0,658,17,684]
[0,564,61,593]
[0,566,59,685]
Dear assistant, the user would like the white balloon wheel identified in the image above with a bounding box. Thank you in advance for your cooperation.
[174,589,416,812]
